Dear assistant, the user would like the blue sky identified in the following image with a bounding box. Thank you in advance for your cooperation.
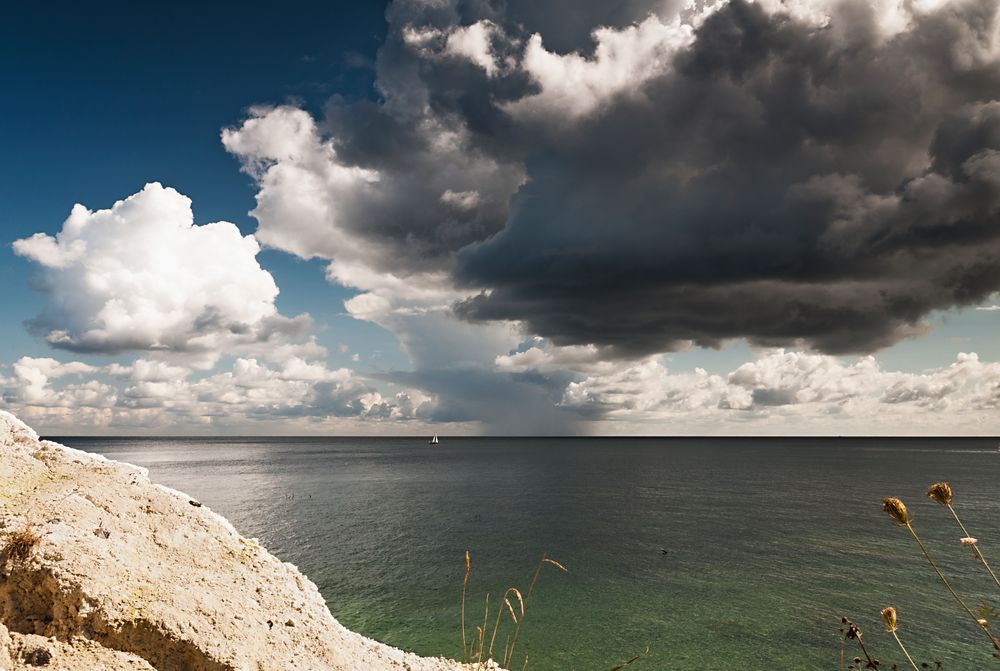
[0,0,407,369]
[2,0,1000,435]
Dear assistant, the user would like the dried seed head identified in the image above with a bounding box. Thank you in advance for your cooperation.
[543,557,568,572]
[503,596,518,624]
[882,497,910,526]
[881,607,898,633]
[926,482,953,506]
[961,537,978,546]
[464,550,470,580]
[507,587,524,616]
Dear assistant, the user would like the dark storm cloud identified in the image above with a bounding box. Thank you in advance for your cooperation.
[315,0,1000,355]
[314,0,687,271]
[448,0,1000,354]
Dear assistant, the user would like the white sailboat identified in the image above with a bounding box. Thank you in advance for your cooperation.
[429,433,439,445]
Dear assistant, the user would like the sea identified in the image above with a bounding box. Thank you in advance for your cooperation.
[53,436,1000,671]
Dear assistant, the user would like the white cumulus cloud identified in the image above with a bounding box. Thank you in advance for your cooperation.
[13,183,309,360]
[496,341,622,375]
[8,357,116,409]
[1,354,437,433]
[557,349,1000,434]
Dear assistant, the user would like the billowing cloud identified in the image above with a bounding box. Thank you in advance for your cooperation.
[226,0,1000,358]
[559,350,1000,434]
[222,101,537,430]
[222,103,534,430]
[495,339,621,375]
[17,0,993,433]
[13,183,310,360]
[211,0,1000,432]
[1,354,435,433]
[7,347,998,434]
[222,104,524,281]
[8,357,115,409]
[454,0,1000,355]
[503,13,698,120]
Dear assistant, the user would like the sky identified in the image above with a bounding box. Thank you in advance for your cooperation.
[1,0,999,436]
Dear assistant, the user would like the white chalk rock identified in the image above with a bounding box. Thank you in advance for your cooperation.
[0,411,499,671]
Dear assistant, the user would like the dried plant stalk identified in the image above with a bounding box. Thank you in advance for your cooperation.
[883,497,1000,654]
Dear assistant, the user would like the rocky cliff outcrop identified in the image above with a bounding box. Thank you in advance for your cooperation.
[0,411,495,671]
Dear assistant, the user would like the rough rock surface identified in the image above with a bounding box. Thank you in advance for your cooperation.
[0,411,497,671]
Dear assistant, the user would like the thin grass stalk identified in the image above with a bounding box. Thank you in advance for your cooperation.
[488,594,518,659]
[843,618,881,670]
[488,605,503,660]
[542,558,568,572]
[890,630,920,671]
[462,551,470,662]
[851,629,877,668]
[504,554,546,668]
[474,626,484,668]
[947,504,1000,591]
[607,647,650,671]
[854,638,876,668]
[479,601,489,666]
[474,595,489,668]
[904,522,1000,652]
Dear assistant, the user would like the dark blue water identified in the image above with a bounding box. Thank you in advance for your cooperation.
[54,436,1000,670]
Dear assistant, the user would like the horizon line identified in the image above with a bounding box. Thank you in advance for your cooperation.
[43,434,1000,440]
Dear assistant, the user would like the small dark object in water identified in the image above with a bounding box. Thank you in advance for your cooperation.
[661,548,669,555]
[189,500,202,507]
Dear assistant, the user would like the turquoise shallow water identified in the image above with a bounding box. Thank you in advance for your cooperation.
[57,436,1000,670]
